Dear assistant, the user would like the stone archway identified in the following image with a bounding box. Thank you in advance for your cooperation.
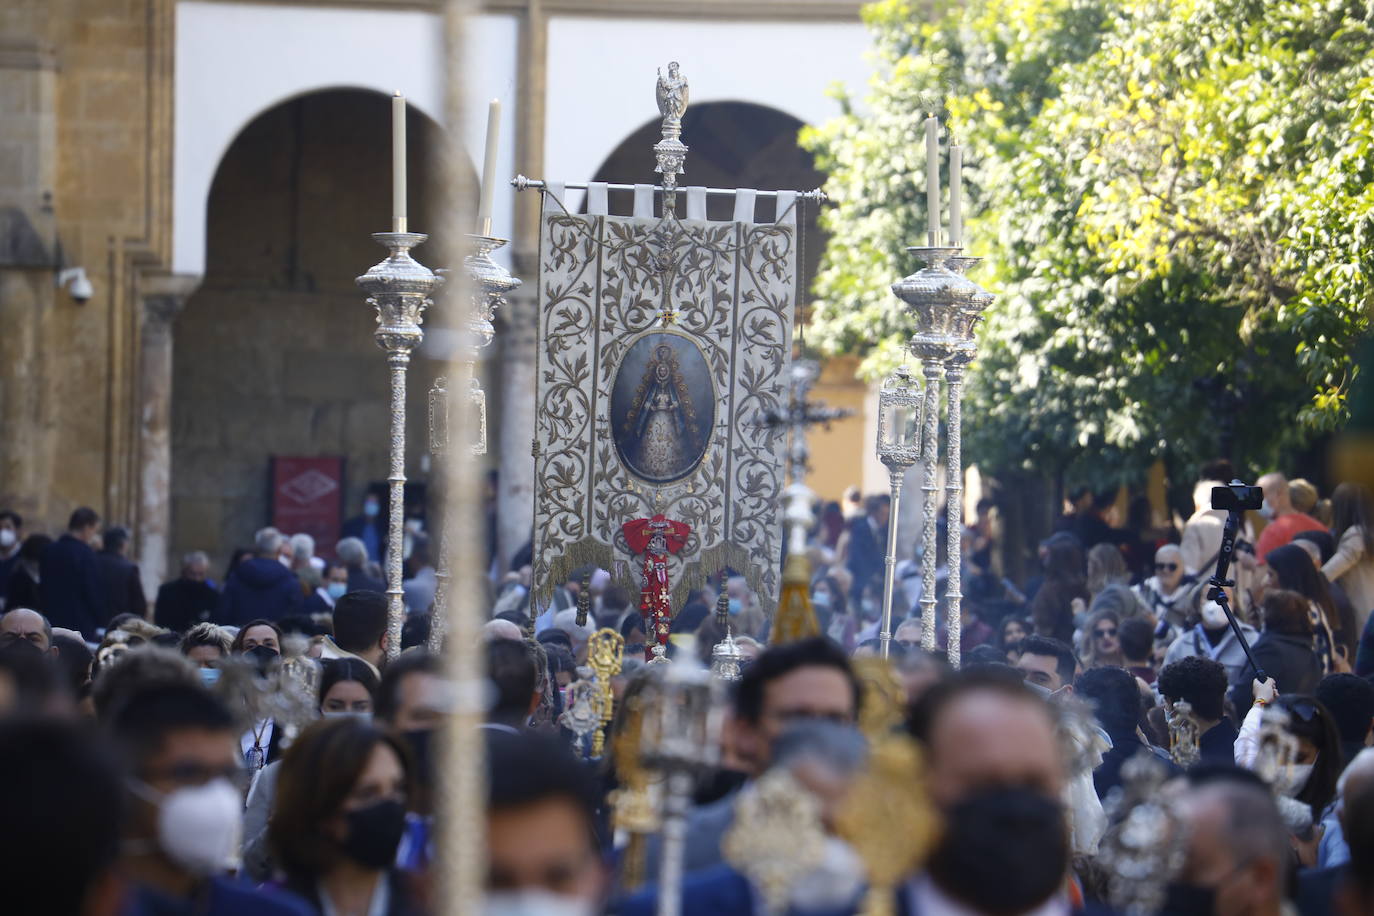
[170,88,472,571]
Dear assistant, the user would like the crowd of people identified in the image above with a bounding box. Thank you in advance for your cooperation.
[2,466,1374,915]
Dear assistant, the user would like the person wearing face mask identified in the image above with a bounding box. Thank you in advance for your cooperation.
[375,651,447,875]
[1255,472,1325,560]
[304,562,351,615]
[270,718,421,916]
[0,508,23,610]
[484,729,607,916]
[1163,585,1262,690]
[906,673,1075,916]
[218,527,302,627]
[1234,690,1343,824]
[1162,777,1289,916]
[619,720,870,916]
[40,506,109,640]
[181,622,232,687]
[241,658,380,882]
[3,532,51,615]
[111,681,313,916]
[231,620,286,769]
[342,492,387,568]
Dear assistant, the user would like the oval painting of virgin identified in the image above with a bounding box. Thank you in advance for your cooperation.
[610,332,714,483]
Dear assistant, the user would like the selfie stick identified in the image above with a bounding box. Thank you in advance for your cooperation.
[1206,504,1267,684]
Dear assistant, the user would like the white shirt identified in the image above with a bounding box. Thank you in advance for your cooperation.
[907,874,1070,916]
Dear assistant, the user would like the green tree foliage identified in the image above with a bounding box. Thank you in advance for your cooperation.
[801,0,1373,482]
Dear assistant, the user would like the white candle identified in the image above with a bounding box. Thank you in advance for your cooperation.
[949,142,963,248]
[392,91,406,233]
[478,98,501,236]
[924,116,940,245]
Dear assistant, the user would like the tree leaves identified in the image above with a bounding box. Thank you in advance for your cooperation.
[803,0,1373,482]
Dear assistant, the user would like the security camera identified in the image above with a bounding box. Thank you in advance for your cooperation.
[57,267,93,303]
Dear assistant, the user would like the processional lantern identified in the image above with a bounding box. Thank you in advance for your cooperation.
[874,365,923,657]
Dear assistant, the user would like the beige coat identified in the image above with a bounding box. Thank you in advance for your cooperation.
[1324,525,1374,633]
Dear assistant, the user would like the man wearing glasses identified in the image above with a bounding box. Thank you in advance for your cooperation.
[110,681,311,915]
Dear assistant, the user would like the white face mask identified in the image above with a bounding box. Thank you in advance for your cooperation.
[0,528,16,549]
[1277,761,1316,798]
[482,890,596,916]
[131,777,243,875]
[1200,600,1229,630]
[321,710,372,722]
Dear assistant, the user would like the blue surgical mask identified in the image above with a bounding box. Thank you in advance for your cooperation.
[363,500,380,518]
[198,667,221,687]
[812,591,832,609]
[728,598,743,616]
[326,582,348,600]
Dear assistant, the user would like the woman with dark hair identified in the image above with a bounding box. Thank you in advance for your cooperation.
[243,658,381,881]
[1030,533,1088,645]
[270,717,419,914]
[1265,544,1347,671]
[1235,691,1344,825]
[230,619,286,771]
[231,618,284,656]
[1325,482,1374,634]
[998,616,1031,663]
[1229,589,1324,713]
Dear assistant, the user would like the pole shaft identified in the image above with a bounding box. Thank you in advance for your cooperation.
[386,353,409,660]
[919,363,942,651]
[879,469,903,659]
[945,365,965,668]
[656,770,692,916]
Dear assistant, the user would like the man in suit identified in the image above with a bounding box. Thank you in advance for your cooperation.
[154,551,220,633]
[96,526,147,621]
[846,494,890,601]
[40,507,108,640]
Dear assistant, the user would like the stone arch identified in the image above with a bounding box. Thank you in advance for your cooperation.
[170,88,474,569]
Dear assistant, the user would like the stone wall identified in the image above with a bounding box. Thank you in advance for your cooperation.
[171,89,466,570]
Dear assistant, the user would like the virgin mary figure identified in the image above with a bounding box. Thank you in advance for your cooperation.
[624,343,699,481]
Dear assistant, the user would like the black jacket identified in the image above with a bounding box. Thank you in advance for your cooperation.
[1197,718,1239,766]
[97,550,147,620]
[845,516,886,599]
[155,577,221,633]
[40,534,108,639]
[218,558,301,626]
[1229,631,1323,714]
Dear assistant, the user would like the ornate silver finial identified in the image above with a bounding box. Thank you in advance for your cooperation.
[654,61,690,212]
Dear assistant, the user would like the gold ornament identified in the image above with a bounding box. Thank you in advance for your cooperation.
[835,735,940,916]
[609,690,661,890]
[1165,700,1201,769]
[770,552,820,644]
[587,627,625,757]
[722,769,827,915]
[851,656,906,740]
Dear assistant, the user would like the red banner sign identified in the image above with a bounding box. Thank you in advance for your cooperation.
[271,456,344,560]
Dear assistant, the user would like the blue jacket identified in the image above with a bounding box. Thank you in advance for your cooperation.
[218,557,302,626]
[123,877,314,916]
[40,533,108,639]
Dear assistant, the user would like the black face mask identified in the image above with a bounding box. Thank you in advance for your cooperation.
[927,787,1069,916]
[1161,882,1217,916]
[341,799,407,870]
[244,644,280,672]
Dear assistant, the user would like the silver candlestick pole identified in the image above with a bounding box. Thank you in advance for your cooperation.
[640,646,723,916]
[875,366,922,658]
[889,246,990,666]
[427,234,521,653]
[356,231,438,661]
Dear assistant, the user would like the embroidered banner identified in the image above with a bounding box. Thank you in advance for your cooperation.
[531,189,798,619]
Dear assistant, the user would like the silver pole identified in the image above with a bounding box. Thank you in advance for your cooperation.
[878,468,903,658]
[356,231,435,662]
[656,769,693,916]
[945,363,965,668]
[918,363,942,651]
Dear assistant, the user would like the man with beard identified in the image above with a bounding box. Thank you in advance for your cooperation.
[907,673,1075,916]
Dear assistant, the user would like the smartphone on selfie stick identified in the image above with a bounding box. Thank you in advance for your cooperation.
[1208,480,1269,685]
